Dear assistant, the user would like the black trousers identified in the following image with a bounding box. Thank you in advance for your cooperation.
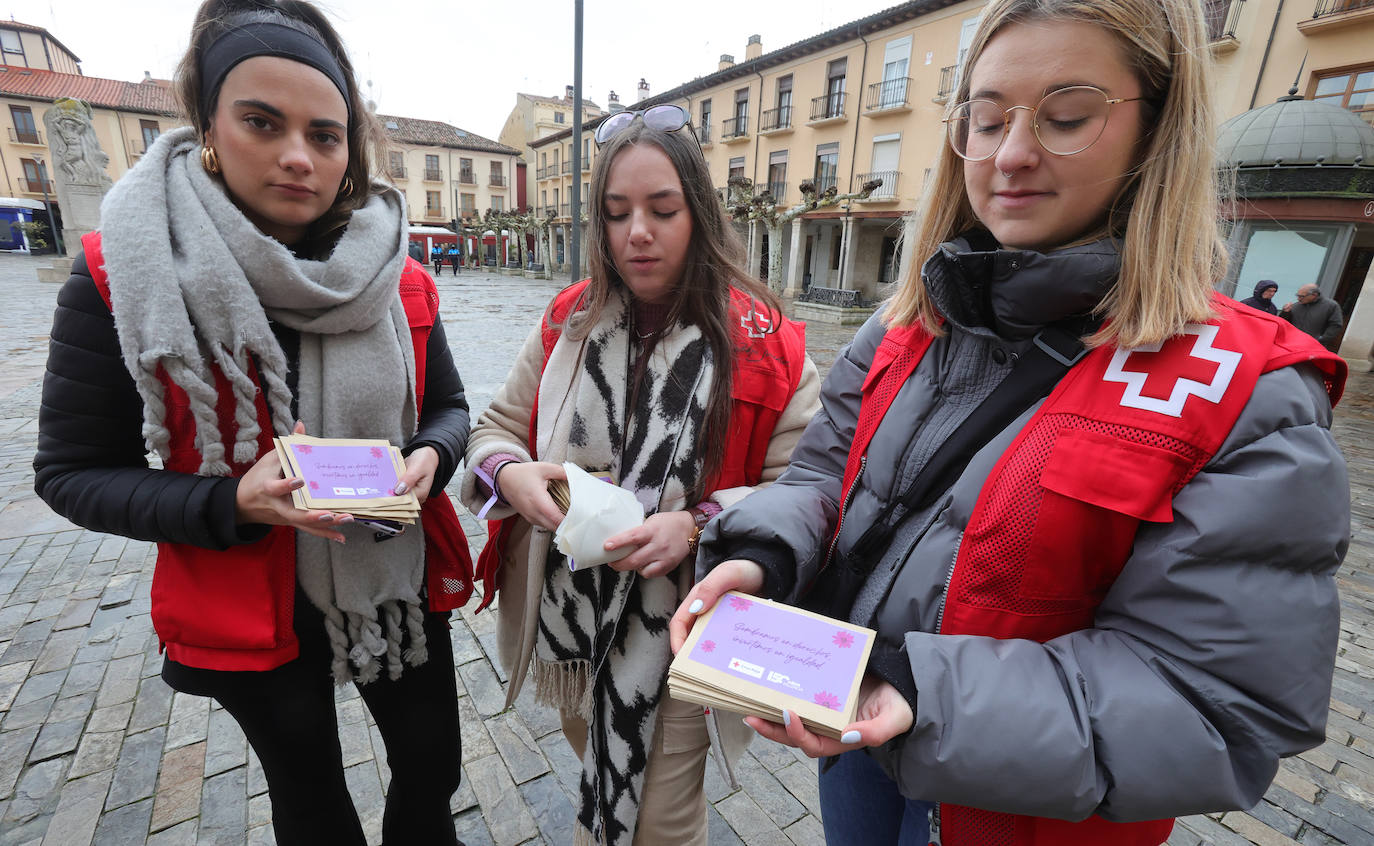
[167,594,462,846]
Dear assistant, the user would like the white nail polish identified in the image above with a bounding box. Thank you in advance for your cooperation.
[688,599,704,614]
[841,730,861,744]
[782,709,791,728]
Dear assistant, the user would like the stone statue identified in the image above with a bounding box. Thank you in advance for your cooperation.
[41,98,112,259]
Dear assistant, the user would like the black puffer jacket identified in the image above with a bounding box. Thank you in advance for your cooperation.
[34,251,469,550]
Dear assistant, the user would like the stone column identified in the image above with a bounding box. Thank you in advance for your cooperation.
[896,212,918,286]
[746,220,764,280]
[838,217,858,291]
[784,218,806,298]
[1338,259,1374,371]
[814,224,835,288]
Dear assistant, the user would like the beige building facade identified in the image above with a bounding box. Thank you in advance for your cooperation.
[498,89,604,226]
[379,114,519,227]
[530,0,1374,321]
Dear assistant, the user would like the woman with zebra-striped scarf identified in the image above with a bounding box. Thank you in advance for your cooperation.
[461,106,820,846]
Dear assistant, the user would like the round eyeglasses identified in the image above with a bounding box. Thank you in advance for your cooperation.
[943,86,1145,161]
[594,104,693,146]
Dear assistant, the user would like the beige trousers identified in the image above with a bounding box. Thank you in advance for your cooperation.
[561,689,710,846]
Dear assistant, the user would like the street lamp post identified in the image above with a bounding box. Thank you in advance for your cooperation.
[30,155,63,256]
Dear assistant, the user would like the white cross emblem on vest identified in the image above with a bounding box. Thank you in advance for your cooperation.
[1102,324,1242,418]
[741,310,773,339]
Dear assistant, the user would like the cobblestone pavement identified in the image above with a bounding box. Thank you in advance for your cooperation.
[0,252,1369,845]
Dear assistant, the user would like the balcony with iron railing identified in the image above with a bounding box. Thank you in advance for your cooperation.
[810,92,846,123]
[7,127,42,145]
[423,168,443,182]
[490,174,507,187]
[866,78,912,113]
[389,165,408,180]
[562,161,573,174]
[760,106,793,133]
[424,206,447,220]
[582,159,591,172]
[459,171,476,185]
[1302,0,1374,30]
[722,115,749,142]
[1205,0,1244,46]
[855,170,900,201]
[811,174,837,194]
[935,66,957,103]
[561,203,571,218]
[764,181,787,203]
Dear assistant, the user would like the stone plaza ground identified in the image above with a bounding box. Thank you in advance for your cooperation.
[0,253,1369,844]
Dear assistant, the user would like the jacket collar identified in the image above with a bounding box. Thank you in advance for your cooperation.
[923,230,1121,340]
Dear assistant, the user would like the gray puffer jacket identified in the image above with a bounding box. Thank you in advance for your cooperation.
[699,236,1349,823]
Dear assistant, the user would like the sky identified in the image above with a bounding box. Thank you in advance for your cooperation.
[18,0,906,142]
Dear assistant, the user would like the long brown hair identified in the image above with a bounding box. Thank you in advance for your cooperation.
[173,0,387,237]
[887,0,1226,348]
[569,120,781,496]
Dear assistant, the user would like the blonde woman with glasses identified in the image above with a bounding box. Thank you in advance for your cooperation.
[460,103,819,845]
[672,0,1350,844]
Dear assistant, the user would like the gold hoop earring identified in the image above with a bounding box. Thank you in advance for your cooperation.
[200,146,220,175]
[340,176,355,197]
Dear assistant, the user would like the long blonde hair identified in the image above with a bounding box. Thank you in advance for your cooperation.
[887,0,1226,348]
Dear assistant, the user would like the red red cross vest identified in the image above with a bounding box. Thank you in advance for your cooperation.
[81,231,474,671]
[836,295,1345,846]
[472,279,808,609]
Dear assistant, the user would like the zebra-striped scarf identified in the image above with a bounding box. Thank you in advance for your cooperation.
[532,288,712,846]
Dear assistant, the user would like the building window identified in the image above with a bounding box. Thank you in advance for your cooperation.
[492,195,504,212]
[9,106,38,145]
[0,30,22,60]
[555,111,565,124]
[388,150,406,178]
[822,58,847,119]
[728,156,746,181]
[461,193,477,215]
[776,75,793,125]
[1312,68,1374,128]
[20,157,47,193]
[814,142,839,192]
[425,190,441,213]
[490,160,504,186]
[424,154,441,181]
[699,99,712,144]
[139,119,160,152]
[459,157,474,184]
[767,150,787,201]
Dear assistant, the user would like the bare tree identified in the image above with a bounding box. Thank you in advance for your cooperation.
[724,176,881,294]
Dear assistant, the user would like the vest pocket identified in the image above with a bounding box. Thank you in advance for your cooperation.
[1021,428,1190,601]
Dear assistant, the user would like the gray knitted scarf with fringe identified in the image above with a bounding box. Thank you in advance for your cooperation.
[99,126,428,685]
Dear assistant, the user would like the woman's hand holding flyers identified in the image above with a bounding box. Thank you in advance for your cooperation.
[745,675,914,756]
[495,460,567,531]
[605,511,697,579]
[234,421,351,542]
[668,558,765,654]
[395,446,439,504]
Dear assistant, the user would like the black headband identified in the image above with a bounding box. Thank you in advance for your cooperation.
[199,20,352,124]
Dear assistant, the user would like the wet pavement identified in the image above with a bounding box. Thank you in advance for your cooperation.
[0,252,1369,845]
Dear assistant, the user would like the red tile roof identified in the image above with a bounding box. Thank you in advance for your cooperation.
[0,65,178,116]
[377,114,518,155]
[519,92,604,112]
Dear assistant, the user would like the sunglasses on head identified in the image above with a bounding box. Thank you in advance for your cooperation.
[594,104,692,146]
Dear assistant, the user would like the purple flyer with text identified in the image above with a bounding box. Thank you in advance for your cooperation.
[288,443,399,500]
[687,595,870,712]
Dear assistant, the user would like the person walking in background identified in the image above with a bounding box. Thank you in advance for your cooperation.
[1241,279,1279,315]
[672,0,1349,844]
[33,2,473,843]
[1283,283,1344,351]
[448,242,461,275]
[431,241,444,276]
[459,103,820,846]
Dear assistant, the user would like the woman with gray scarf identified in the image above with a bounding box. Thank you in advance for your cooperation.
[33,2,470,844]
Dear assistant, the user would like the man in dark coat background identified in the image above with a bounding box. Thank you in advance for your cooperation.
[1240,280,1279,315]
[1281,284,1344,351]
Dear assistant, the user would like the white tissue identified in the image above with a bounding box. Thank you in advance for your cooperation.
[554,462,645,569]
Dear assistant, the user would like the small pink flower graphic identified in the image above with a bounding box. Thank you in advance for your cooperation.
[832,630,855,649]
[297,444,313,455]
[308,480,320,491]
[701,640,716,653]
[728,596,753,612]
[370,446,385,459]
[814,691,842,711]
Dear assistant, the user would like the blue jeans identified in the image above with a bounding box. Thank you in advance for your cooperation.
[819,750,935,845]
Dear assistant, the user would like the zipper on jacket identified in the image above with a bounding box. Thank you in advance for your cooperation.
[933,530,962,635]
[824,457,867,570]
[929,803,942,844]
